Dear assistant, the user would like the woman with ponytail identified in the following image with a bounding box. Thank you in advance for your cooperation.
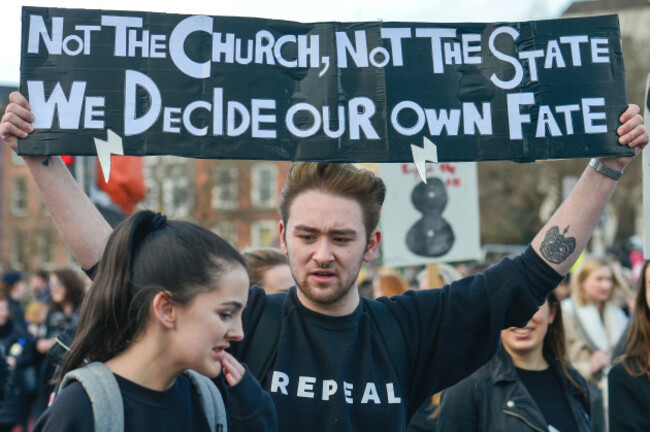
[34,211,277,431]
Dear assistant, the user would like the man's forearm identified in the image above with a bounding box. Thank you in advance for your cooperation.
[531,161,618,276]
[24,154,112,269]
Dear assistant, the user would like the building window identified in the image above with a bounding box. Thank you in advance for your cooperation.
[212,166,238,210]
[251,220,278,247]
[213,222,238,247]
[140,156,194,219]
[10,230,29,271]
[11,178,28,216]
[142,176,161,211]
[251,163,277,209]
[162,176,191,218]
[37,230,54,268]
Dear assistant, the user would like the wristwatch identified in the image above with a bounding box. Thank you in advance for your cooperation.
[588,158,623,180]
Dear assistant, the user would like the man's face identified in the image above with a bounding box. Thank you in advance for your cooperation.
[280,190,380,316]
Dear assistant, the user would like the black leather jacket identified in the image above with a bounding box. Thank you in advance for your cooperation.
[437,348,592,432]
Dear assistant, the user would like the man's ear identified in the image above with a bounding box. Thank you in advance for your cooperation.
[363,229,381,262]
[279,220,288,255]
[152,291,176,329]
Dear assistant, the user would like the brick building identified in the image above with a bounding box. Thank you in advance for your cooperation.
[193,159,291,251]
[0,144,73,271]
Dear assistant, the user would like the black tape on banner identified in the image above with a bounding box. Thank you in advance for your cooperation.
[19,7,633,163]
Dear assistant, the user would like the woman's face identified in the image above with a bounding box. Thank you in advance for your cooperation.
[50,275,67,304]
[0,301,9,326]
[170,266,249,378]
[582,265,613,304]
[501,300,555,358]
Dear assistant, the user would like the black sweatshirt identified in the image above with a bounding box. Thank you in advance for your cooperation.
[232,247,561,431]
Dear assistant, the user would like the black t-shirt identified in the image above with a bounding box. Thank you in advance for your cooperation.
[516,367,578,432]
[34,373,211,431]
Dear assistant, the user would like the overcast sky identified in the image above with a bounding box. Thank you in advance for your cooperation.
[0,0,576,86]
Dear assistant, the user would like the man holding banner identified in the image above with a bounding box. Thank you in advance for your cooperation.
[1,92,647,431]
[3,6,650,431]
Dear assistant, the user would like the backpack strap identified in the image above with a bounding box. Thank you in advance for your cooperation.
[59,362,124,432]
[244,292,286,383]
[183,370,228,432]
[363,298,410,407]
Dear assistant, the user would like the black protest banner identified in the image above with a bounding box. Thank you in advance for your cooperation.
[19,7,633,163]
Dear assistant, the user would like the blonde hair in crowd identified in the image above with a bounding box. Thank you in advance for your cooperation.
[569,257,622,306]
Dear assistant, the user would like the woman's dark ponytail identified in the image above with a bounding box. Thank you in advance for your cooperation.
[59,210,245,379]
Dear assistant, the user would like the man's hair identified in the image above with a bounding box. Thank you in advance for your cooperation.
[279,162,386,240]
[242,247,289,287]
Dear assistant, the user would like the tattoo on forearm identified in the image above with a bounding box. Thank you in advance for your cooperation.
[540,225,576,264]
[42,156,50,167]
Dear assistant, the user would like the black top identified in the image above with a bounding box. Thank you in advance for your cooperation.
[436,348,591,432]
[34,372,210,431]
[608,361,650,432]
[34,368,276,431]
[516,367,578,432]
[232,247,563,431]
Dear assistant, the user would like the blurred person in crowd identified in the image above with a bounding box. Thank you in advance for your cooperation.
[374,273,410,298]
[0,271,27,331]
[562,258,628,382]
[30,270,51,304]
[36,269,84,355]
[357,279,374,299]
[24,300,49,419]
[25,301,48,340]
[436,292,590,431]
[0,292,36,432]
[416,264,463,291]
[35,269,84,414]
[608,260,650,431]
[242,247,294,294]
[562,257,628,432]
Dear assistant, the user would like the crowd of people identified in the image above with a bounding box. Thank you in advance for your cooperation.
[0,268,84,431]
[0,88,649,432]
[1,250,649,431]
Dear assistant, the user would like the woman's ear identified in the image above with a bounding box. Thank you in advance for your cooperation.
[152,291,176,329]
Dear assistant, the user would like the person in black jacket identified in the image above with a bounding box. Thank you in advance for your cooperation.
[437,292,591,431]
[0,271,27,332]
[0,291,36,432]
[608,260,650,431]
